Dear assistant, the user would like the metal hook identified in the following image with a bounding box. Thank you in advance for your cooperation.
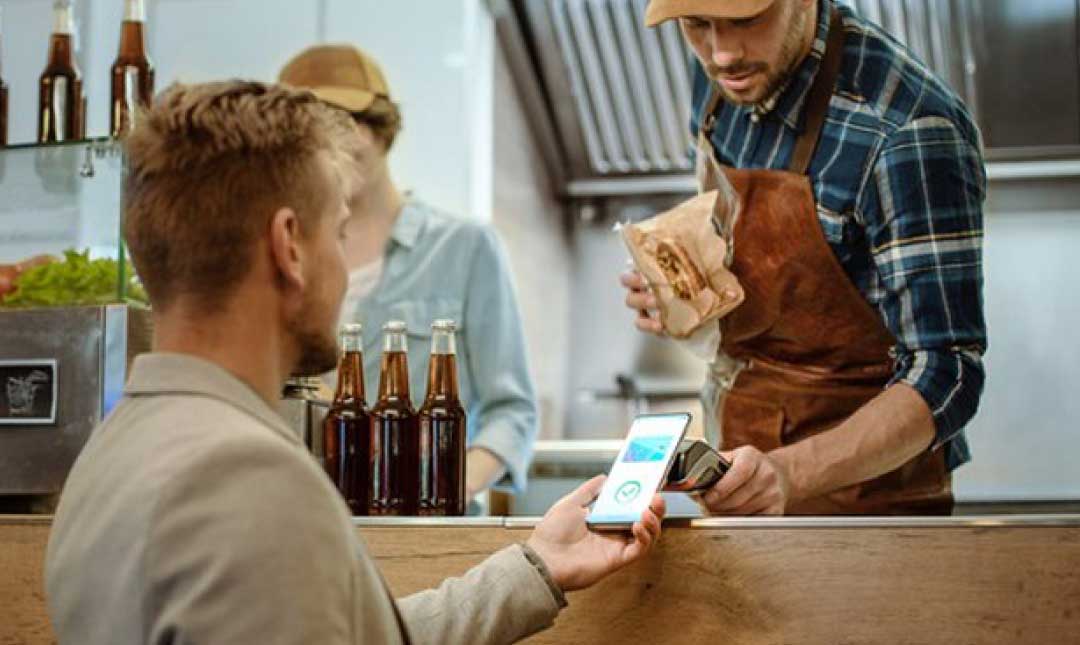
[79,143,95,178]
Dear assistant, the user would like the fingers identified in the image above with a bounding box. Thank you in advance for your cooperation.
[634,316,664,335]
[624,286,657,311]
[562,474,607,508]
[700,447,760,510]
[619,270,646,290]
[622,520,652,563]
[648,493,667,521]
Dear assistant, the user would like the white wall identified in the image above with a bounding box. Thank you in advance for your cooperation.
[491,40,571,441]
[0,0,494,221]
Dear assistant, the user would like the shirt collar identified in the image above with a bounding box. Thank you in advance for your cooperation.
[389,200,425,249]
[752,0,833,131]
[123,352,299,446]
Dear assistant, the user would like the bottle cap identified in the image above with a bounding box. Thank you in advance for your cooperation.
[431,319,457,332]
[383,320,407,333]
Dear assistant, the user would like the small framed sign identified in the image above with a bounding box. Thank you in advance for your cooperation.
[0,359,58,425]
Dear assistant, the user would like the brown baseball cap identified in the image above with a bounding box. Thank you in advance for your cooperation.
[278,44,390,113]
[644,0,776,27]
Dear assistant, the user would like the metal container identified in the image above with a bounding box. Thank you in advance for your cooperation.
[0,304,151,494]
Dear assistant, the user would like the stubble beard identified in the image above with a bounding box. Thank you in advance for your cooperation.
[288,290,341,378]
[710,4,810,108]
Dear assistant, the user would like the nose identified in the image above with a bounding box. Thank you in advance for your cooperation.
[708,20,745,69]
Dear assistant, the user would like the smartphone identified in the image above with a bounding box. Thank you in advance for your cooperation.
[586,412,692,530]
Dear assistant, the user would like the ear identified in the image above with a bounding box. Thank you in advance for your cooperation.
[268,207,305,292]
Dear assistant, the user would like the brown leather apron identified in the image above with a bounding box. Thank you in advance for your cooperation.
[698,7,952,515]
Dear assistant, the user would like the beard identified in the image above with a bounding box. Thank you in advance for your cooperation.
[707,2,810,107]
[287,290,341,378]
[290,324,340,377]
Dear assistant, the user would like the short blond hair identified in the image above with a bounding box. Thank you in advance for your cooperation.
[123,80,342,311]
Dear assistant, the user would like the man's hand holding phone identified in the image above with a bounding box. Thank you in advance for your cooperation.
[527,475,665,592]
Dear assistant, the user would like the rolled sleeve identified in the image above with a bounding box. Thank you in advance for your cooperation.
[860,115,988,468]
[891,347,983,465]
[462,227,540,494]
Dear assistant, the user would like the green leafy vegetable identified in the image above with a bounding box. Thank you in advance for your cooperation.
[2,249,148,308]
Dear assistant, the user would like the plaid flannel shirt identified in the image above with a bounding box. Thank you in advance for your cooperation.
[691,0,987,469]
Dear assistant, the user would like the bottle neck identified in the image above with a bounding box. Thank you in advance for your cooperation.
[383,330,408,354]
[53,4,74,36]
[430,330,456,356]
[424,353,460,404]
[334,350,366,405]
[46,33,77,71]
[377,349,411,401]
[124,0,146,22]
[117,19,148,59]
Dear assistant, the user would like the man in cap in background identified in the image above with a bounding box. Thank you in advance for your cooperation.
[622,0,987,515]
[280,45,539,510]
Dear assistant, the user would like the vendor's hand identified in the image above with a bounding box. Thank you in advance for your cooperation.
[527,475,665,592]
[619,270,663,336]
[696,446,790,516]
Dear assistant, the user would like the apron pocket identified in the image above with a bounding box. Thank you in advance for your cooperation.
[718,391,786,452]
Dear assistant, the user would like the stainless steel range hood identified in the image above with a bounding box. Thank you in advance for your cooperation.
[494,0,1080,198]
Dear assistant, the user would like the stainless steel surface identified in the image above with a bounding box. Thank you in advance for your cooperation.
[510,0,1080,191]
[352,516,507,528]
[504,514,1080,529]
[566,174,696,197]
[6,513,1078,528]
[565,196,707,440]
[490,0,567,193]
[967,0,1080,152]
[562,159,1080,198]
[987,159,1080,181]
[0,306,144,495]
[520,0,594,179]
[514,0,696,180]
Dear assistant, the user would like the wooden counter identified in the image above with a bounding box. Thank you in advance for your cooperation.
[3,515,1079,644]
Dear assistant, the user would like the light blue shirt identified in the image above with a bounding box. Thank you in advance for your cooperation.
[342,200,539,494]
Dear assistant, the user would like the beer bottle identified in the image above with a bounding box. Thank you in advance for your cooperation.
[322,324,371,516]
[418,320,467,516]
[38,0,85,143]
[0,6,9,146]
[370,321,419,516]
[110,0,154,138]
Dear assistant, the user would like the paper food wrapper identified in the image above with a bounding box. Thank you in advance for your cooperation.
[620,190,744,339]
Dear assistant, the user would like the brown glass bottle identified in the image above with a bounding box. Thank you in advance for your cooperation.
[370,321,419,516]
[38,0,85,143]
[417,320,467,516]
[0,6,9,146]
[323,324,372,516]
[110,0,154,138]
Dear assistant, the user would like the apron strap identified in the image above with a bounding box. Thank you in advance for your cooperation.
[696,5,846,176]
[699,83,725,140]
[788,5,846,175]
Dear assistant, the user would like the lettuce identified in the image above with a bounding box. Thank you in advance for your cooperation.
[2,249,148,308]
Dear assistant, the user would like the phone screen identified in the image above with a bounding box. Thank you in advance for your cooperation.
[587,413,691,528]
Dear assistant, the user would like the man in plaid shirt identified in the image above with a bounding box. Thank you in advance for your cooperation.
[624,0,986,514]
